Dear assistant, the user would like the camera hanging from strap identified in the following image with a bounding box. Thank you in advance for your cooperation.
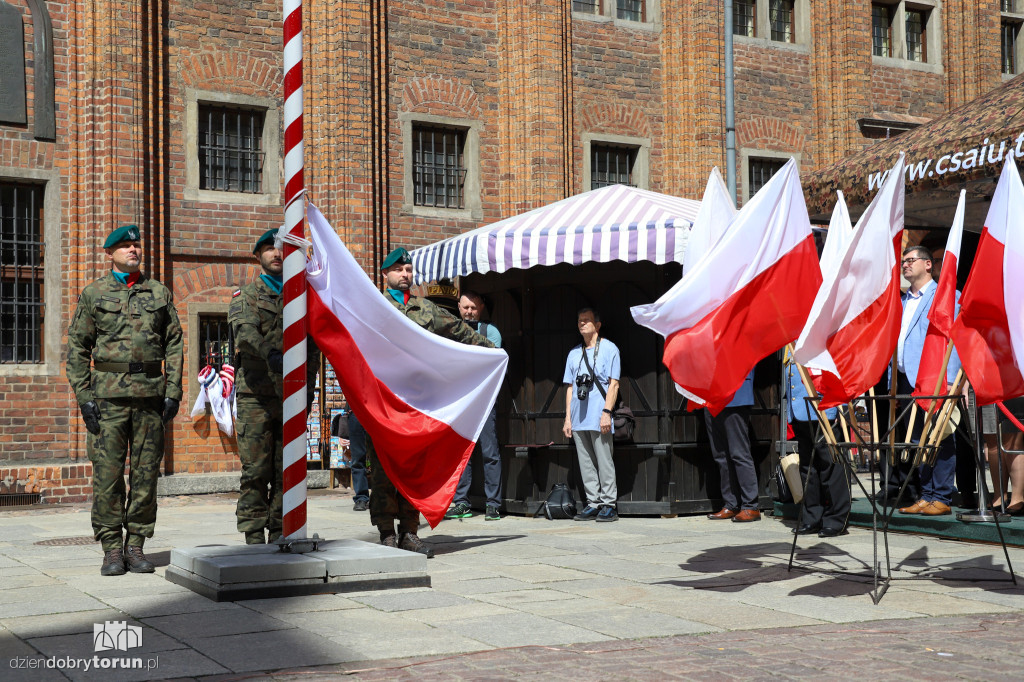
[581,341,635,442]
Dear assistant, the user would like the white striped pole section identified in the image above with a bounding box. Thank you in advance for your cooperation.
[281,0,307,539]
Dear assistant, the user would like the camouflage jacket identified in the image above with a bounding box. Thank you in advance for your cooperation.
[229,277,320,397]
[387,293,494,348]
[66,272,184,404]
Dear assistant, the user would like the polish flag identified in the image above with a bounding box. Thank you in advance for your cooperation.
[793,154,906,409]
[950,158,1024,406]
[912,190,964,409]
[304,203,508,527]
[631,158,820,415]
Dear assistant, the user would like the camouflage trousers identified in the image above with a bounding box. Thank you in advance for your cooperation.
[87,397,164,551]
[367,435,419,536]
[235,394,283,537]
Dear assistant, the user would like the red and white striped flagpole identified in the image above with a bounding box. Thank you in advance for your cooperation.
[281,0,307,539]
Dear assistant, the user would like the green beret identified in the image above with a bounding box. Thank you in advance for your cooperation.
[381,247,412,269]
[103,224,141,249]
[253,228,279,254]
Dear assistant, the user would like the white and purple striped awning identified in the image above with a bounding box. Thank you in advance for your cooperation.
[411,184,701,284]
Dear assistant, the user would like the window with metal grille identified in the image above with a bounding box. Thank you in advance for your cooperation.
[905,9,926,63]
[769,0,794,42]
[1005,21,1022,74]
[0,182,44,364]
[197,314,233,372]
[591,144,638,189]
[616,0,644,21]
[412,125,467,210]
[198,104,266,194]
[748,157,786,198]
[872,4,892,58]
[734,0,756,37]
[572,0,601,14]
[1004,0,1017,12]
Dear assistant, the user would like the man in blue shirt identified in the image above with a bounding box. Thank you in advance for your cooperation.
[562,308,621,522]
[705,370,760,522]
[445,290,504,521]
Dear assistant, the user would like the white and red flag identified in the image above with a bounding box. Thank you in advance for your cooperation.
[950,158,1024,406]
[631,159,820,414]
[304,203,508,527]
[912,190,964,409]
[792,154,906,409]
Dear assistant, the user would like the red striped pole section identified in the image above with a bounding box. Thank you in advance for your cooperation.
[281,0,307,539]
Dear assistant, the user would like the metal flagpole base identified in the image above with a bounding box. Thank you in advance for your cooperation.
[957,510,1010,523]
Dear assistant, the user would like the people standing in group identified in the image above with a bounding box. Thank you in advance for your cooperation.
[229,228,320,544]
[369,248,494,557]
[563,308,621,523]
[705,370,761,523]
[445,290,503,522]
[67,224,184,576]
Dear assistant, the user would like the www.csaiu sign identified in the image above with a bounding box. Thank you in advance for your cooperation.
[867,131,1024,191]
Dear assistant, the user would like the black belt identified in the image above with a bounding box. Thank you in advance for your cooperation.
[93,361,163,377]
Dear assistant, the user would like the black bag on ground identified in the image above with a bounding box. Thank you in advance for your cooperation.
[535,483,577,520]
[772,462,794,504]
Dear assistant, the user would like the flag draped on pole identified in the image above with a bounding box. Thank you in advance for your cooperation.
[912,190,965,409]
[793,155,906,409]
[631,159,820,414]
[303,203,509,527]
[950,158,1024,406]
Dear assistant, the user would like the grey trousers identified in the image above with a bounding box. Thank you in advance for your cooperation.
[572,430,617,507]
[704,407,759,511]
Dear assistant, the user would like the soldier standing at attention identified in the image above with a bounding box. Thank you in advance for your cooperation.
[367,248,494,557]
[67,224,183,576]
[230,228,319,544]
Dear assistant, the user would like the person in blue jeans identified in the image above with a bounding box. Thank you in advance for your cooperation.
[705,370,760,523]
[445,291,504,521]
[346,410,370,512]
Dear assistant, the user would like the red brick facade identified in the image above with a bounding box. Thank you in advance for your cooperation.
[0,1,1011,502]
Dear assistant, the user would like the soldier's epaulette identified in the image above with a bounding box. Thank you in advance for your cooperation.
[232,290,241,298]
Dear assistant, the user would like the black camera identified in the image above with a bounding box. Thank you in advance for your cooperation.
[575,374,594,401]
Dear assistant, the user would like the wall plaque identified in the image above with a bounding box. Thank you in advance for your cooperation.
[0,2,27,125]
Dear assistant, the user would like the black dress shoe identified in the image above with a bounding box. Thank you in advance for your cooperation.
[792,523,822,535]
[818,526,847,538]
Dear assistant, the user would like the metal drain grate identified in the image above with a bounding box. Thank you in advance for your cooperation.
[0,493,41,507]
[34,536,97,546]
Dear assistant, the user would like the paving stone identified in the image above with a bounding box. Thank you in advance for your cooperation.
[101,592,243,619]
[27,626,186,659]
[441,612,612,648]
[142,609,294,641]
[187,627,369,672]
[1,610,137,640]
[237,593,365,615]
[63,648,230,682]
[348,589,471,612]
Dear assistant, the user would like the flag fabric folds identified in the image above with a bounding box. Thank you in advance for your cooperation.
[793,154,906,409]
[950,158,1024,406]
[190,365,235,436]
[304,203,509,527]
[912,190,965,409]
[631,159,821,415]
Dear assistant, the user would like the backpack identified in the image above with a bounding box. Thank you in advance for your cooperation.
[535,483,577,520]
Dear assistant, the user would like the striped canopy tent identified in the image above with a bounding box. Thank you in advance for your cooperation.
[411,184,701,285]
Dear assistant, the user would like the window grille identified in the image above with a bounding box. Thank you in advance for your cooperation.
[748,158,786,198]
[872,4,892,58]
[769,0,794,42]
[905,10,926,62]
[198,104,265,194]
[198,314,233,372]
[1003,0,1017,13]
[1004,20,1020,74]
[734,0,756,37]
[591,144,637,189]
[572,0,601,14]
[412,125,467,209]
[616,0,644,22]
[0,182,44,364]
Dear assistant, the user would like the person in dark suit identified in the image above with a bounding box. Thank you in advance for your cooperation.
[705,370,760,522]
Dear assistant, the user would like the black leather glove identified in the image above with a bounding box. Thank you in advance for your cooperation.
[80,401,102,435]
[267,349,284,375]
[162,398,180,424]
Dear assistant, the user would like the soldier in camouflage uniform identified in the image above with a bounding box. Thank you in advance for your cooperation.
[366,248,494,558]
[229,228,319,544]
[66,224,183,576]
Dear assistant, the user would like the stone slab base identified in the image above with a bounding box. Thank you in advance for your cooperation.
[166,539,430,601]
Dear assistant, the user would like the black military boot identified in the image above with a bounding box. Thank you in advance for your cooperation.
[244,530,266,544]
[100,547,126,576]
[378,525,398,548]
[123,544,156,573]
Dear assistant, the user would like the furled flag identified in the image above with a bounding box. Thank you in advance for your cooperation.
[631,158,821,414]
[792,154,906,409]
[912,190,964,409]
[304,203,508,527]
[950,158,1024,406]
[190,365,235,436]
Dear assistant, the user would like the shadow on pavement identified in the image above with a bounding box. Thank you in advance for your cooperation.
[426,534,526,556]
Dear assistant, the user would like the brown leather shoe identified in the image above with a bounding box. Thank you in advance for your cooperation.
[921,501,952,516]
[707,507,738,520]
[731,509,761,523]
[899,500,930,514]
